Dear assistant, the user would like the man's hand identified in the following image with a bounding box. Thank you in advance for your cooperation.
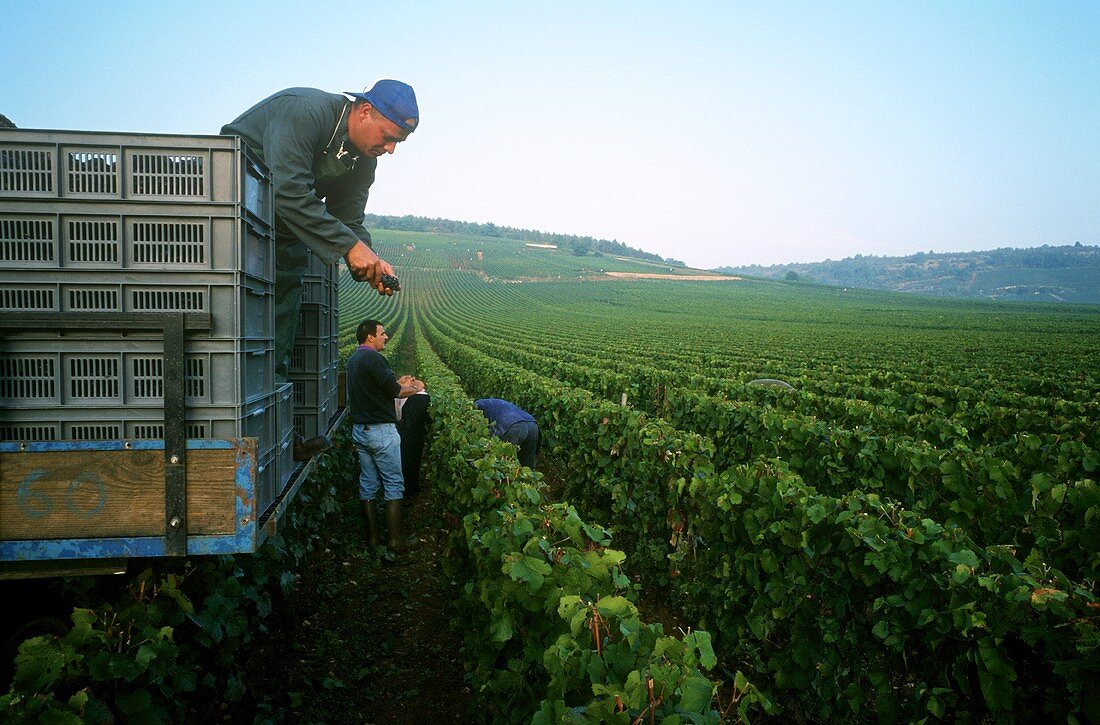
[397,375,426,396]
[402,376,426,392]
[345,241,398,295]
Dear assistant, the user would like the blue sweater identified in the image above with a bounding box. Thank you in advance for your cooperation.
[474,398,535,437]
[347,346,401,424]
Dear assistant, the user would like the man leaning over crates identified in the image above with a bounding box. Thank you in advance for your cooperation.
[221,80,418,460]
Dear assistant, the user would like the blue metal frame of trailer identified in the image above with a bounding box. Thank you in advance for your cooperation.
[0,438,259,561]
[0,405,344,571]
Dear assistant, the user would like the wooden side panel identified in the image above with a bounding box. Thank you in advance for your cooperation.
[0,446,245,540]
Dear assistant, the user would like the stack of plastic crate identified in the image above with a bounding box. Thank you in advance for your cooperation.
[290,248,341,442]
[325,257,340,423]
[328,259,340,416]
[0,129,291,513]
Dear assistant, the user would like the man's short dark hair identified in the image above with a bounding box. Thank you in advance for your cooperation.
[356,319,385,344]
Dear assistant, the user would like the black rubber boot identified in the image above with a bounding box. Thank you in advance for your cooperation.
[293,433,332,461]
[385,499,420,552]
[362,500,382,548]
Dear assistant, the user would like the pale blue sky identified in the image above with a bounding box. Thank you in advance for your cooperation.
[2,1,1097,268]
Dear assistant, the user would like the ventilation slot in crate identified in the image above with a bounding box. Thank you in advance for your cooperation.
[68,357,119,399]
[0,357,56,399]
[187,357,205,397]
[130,152,204,197]
[67,151,118,194]
[1,425,58,442]
[289,346,305,371]
[0,147,53,192]
[131,357,163,399]
[130,356,207,400]
[130,423,210,440]
[130,288,204,312]
[130,424,162,439]
[132,220,204,264]
[68,219,119,263]
[0,286,55,311]
[70,424,121,440]
[67,287,119,311]
[1,217,54,263]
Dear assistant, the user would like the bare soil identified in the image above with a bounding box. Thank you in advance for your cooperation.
[227,454,741,723]
[228,484,473,724]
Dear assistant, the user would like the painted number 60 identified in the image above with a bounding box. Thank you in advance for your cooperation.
[18,469,107,518]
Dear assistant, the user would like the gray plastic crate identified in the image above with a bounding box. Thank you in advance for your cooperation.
[0,393,279,454]
[288,370,330,408]
[275,427,295,496]
[275,380,294,444]
[291,413,307,438]
[256,444,279,519]
[305,247,331,277]
[328,258,340,300]
[326,359,339,401]
[295,303,331,339]
[300,275,333,305]
[292,395,332,439]
[288,336,336,374]
[0,129,272,226]
[0,271,273,340]
[0,337,274,408]
[323,390,340,427]
[0,202,274,281]
[272,382,295,497]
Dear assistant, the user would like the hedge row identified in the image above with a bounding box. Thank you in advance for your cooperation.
[423,316,1098,722]
[413,328,769,723]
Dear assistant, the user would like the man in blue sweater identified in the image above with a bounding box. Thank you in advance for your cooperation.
[475,398,539,470]
[347,319,424,551]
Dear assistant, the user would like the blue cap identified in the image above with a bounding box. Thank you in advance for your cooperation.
[345,80,419,133]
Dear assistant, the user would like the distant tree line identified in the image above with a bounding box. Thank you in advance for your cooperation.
[364,214,684,266]
[718,243,1098,278]
[716,243,1100,303]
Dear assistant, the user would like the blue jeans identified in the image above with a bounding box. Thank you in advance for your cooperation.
[352,423,405,501]
[501,420,539,469]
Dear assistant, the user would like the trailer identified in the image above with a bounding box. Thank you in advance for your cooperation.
[0,129,342,579]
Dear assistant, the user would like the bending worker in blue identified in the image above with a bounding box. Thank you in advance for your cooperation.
[222,80,418,459]
[348,319,424,552]
[475,398,539,470]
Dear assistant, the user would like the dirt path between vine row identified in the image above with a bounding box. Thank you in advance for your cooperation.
[229,453,725,723]
[230,480,472,723]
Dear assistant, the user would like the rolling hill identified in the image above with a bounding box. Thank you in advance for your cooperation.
[368,215,1098,303]
[715,243,1100,304]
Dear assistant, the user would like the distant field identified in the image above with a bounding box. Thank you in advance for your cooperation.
[366,228,719,281]
[338,229,1099,721]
